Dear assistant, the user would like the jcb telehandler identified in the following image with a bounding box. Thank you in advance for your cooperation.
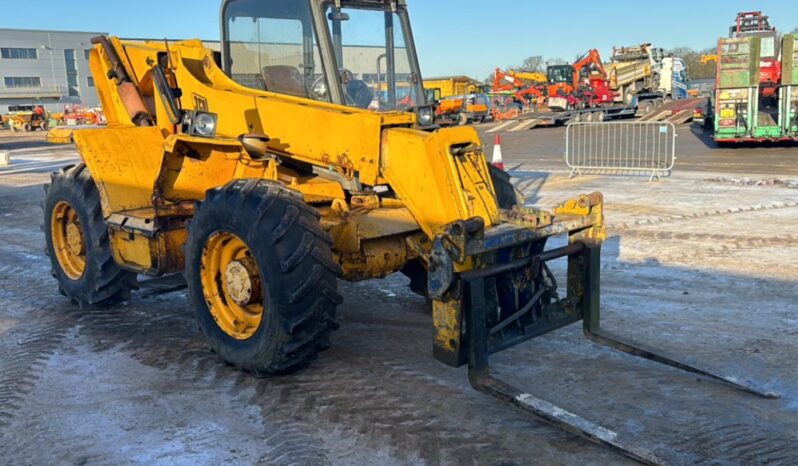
[43,1,775,463]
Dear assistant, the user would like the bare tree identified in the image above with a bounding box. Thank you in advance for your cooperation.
[546,57,568,66]
[667,46,717,80]
[520,56,544,72]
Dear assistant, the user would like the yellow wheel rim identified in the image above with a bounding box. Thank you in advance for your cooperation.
[51,201,87,280]
[200,232,264,340]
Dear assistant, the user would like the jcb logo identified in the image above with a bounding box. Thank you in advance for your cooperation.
[193,94,208,111]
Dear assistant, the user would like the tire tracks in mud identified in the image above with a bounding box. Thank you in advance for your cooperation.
[682,419,798,465]
[1,243,796,465]
[0,239,560,463]
[56,296,341,465]
[252,363,488,464]
[612,229,798,248]
[607,200,798,232]
[605,201,798,264]
[0,248,324,465]
[0,246,505,465]
[0,318,69,429]
[612,229,798,262]
[0,252,71,432]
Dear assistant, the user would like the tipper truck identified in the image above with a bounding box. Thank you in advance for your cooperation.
[607,43,690,114]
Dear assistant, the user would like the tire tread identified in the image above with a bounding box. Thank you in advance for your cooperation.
[43,164,137,308]
[186,179,342,376]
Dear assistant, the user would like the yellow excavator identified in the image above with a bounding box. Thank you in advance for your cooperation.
[507,69,548,84]
[43,1,775,463]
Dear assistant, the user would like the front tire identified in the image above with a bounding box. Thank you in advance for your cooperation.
[185,180,342,376]
[43,164,138,308]
[488,163,520,210]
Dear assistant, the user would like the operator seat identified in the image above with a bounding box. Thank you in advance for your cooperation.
[261,65,307,98]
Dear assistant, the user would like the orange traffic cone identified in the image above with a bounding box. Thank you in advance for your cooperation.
[492,134,505,170]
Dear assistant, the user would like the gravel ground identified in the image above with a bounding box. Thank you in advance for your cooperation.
[0,127,797,465]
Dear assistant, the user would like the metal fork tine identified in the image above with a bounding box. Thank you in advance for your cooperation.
[469,372,669,466]
[584,327,780,399]
[467,278,667,465]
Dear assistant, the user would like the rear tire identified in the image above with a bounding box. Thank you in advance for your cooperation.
[43,164,138,308]
[23,123,32,132]
[185,179,342,376]
[639,100,655,116]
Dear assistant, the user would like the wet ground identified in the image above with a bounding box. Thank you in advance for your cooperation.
[0,126,797,465]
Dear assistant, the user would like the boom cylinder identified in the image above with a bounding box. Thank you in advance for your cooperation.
[91,36,153,127]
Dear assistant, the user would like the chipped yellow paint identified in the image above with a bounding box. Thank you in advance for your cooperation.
[433,300,462,352]
[110,229,154,271]
[554,192,606,244]
[381,126,500,238]
[72,126,166,216]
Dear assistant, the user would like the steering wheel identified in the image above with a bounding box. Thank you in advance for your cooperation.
[311,74,370,109]
[310,75,328,101]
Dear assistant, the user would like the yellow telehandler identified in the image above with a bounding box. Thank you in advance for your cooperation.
[43,1,774,463]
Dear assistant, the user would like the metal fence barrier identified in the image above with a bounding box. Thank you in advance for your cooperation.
[565,121,677,181]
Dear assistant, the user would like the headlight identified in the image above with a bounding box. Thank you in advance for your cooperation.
[417,107,433,126]
[183,110,218,138]
[193,112,217,137]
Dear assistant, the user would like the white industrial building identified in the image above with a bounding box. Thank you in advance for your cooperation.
[0,28,104,113]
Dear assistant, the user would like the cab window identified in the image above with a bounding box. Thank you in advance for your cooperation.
[326,4,420,111]
[223,0,329,101]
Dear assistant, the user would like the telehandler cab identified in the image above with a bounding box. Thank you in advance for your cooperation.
[43,1,775,463]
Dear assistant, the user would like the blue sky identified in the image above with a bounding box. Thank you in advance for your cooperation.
[2,0,797,79]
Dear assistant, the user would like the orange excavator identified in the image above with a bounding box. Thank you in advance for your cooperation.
[546,49,614,109]
[491,68,546,119]
[492,68,546,103]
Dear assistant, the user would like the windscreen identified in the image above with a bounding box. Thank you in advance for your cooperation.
[720,41,751,70]
[326,4,422,111]
[223,0,329,101]
[548,66,572,84]
[760,37,776,59]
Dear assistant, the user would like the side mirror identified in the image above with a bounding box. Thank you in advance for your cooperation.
[328,11,350,21]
